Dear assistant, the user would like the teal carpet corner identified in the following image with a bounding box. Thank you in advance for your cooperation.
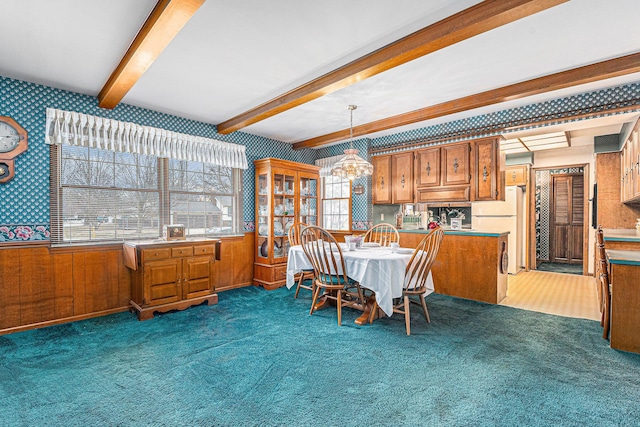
[1,287,639,426]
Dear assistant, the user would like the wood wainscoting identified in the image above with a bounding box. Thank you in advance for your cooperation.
[0,233,255,335]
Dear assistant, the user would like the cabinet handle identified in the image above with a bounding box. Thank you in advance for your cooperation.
[381,176,384,189]
[453,158,459,173]
[483,166,488,182]
[426,162,431,176]
[512,171,517,180]
[401,174,405,188]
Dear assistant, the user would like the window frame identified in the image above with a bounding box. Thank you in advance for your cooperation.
[49,144,243,245]
[321,175,352,232]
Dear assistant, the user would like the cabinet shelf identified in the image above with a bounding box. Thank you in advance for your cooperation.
[254,158,320,290]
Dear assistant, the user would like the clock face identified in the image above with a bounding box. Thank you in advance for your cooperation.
[0,122,22,153]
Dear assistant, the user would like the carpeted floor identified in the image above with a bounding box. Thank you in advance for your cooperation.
[1,287,639,427]
[536,261,583,275]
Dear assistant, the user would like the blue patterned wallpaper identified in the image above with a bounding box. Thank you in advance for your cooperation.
[369,82,640,151]
[2,74,640,242]
[0,76,316,240]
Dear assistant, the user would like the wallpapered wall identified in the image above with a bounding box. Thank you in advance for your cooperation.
[0,76,324,241]
[1,74,639,243]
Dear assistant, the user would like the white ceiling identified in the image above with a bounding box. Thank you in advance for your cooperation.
[2,0,639,148]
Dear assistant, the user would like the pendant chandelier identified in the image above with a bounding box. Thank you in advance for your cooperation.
[330,105,373,180]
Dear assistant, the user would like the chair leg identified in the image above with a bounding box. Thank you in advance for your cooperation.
[404,295,411,336]
[419,295,431,323]
[337,290,342,326]
[294,274,302,299]
[603,292,611,340]
[309,285,321,316]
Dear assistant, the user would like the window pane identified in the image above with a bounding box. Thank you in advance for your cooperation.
[321,175,351,231]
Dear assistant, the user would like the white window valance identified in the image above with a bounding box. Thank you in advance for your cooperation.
[45,108,248,169]
[315,154,346,177]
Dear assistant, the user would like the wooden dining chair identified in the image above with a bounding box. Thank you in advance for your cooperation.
[300,225,365,326]
[287,222,315,298]
[595,226,605,309]
[598,243,612,340]
[363,222,400,247]
[390,226,444,335]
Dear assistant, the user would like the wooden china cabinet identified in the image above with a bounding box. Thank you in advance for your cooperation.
[253,158,320,289]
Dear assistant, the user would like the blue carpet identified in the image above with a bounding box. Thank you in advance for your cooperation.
[1,287,639,427]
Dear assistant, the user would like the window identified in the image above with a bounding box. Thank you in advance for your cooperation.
[50,145,242,244]
[322,175,351,231]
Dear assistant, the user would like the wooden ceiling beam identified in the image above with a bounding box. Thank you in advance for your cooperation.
[217,0,567,134]
[98,0,205,109]
[292,52,640,150]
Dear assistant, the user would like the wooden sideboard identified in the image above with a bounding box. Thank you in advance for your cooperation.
[123,239,220,320]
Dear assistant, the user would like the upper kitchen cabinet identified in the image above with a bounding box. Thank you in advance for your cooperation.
[391,151,414,204]
[372,155,392,204]
[505,164,529,187]
[442,142,471,186]
[415,147,440,187]
[373,152,414,204]
[473,137,505,201]
[620,118,640,204]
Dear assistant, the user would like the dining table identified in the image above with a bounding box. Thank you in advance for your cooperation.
[286,244,434,323]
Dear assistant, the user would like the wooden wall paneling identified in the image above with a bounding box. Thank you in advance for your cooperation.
[609,262,640,353]
[52,252,74,320]
[72,252,87,316]
[19,247,55,325]
[0,248,22,329]
[82,250,120,313]
[117,250,133,308]
[214,234,255,292]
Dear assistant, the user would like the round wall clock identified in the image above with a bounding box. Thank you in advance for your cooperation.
[0,116,28,183]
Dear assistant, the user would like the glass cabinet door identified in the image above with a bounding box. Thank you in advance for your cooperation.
[273,172,295,262]
[299,174,318,226]
[257,173,269,259]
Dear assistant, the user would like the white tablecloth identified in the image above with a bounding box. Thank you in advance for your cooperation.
[286,245,434,316]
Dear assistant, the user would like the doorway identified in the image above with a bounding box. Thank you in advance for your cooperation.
[529,165,589,275]
[550,174,584,264]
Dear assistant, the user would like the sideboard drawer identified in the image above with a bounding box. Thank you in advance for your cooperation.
[142,248,171,261]
[194,245,215,256]
[172,246,194,258]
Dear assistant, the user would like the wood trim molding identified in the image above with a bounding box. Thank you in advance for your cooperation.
[98,0,205,109]
[216,0,567,134]
[293,52,640,150]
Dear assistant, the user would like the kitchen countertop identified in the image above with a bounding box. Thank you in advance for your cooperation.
[398,228,509,237]
[603,229,640,242]
[606,249,640,266]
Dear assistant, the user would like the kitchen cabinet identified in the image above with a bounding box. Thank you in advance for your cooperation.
[123,240,219,320]
[415,147,440,187]
[620,120,639,204]
[392,151,414,203]
[372,155,392,204]
[506,165,529,186]
[253,158,320,289]
[373,153,414,204]
[442,142,471,186]
[473,137,505,201]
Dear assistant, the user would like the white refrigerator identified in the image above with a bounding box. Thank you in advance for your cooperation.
[472,186,525,275]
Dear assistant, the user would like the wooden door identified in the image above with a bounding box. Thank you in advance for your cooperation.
[372,155,392,204]
[392,152,414,203]
[415,147,440,187]
[551,174,584,263]
[442,143,470,186]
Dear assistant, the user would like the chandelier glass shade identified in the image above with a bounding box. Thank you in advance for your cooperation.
[330,105,373,181]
